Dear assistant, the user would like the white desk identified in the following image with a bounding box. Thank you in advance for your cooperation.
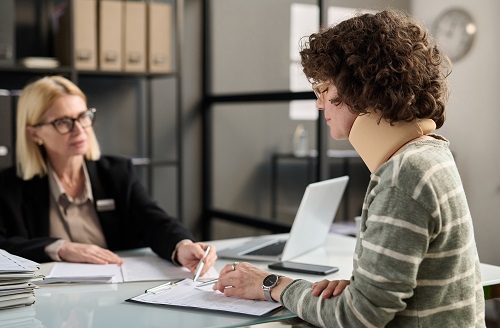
[21,234,500,327]
[211,233,357,281]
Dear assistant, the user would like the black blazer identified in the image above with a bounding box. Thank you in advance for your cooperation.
[0,156,194,263]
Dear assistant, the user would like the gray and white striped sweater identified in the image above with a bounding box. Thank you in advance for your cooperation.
[281,136,485,327]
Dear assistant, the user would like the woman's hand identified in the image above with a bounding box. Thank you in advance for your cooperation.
[176,242,217,275]
[311,279,350,298]
[213,262,294,302]
[58,242,123,264]
[213,262,271,300]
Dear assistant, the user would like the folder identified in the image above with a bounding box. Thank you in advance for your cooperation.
[123,1,146,72]
[0,0,15,66]
[99,0,123,71]
[148,2,173,73]
[0,90,13,170]
[73,0,98,70]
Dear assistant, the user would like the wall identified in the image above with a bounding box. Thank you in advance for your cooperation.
[412,1,500,265]
[181,0,204,237]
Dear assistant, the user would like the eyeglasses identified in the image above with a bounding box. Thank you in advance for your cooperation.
[312,82,330,100]
[34,108,96,135]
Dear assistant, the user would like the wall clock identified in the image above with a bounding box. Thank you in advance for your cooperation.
[432,8,477,62]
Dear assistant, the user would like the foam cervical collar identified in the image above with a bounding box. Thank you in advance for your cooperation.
[348,111,436,173]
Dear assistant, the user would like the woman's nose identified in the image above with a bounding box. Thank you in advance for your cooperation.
[72,120,86,134]
[316,98,325,110]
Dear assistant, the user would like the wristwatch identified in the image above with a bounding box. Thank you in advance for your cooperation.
[262,274,282,302]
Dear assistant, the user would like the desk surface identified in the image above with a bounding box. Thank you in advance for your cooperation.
[21,234,500,327]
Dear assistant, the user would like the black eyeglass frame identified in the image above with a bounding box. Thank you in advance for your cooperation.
[33,108,96,135]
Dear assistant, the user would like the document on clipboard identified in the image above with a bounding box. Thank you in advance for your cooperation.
[126,279,282,316]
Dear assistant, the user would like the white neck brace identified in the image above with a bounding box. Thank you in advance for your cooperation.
[348,112,436,173]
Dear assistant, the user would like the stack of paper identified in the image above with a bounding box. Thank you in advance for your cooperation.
[0,250,42,310]
[18,57,60,68]
[38,255,219,284]
[41,262,118,284]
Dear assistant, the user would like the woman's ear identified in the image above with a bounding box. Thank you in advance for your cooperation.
[26,125,40,144]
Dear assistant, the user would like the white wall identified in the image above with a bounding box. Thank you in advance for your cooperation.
[412,1,500,265]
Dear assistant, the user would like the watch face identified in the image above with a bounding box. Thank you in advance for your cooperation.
[263,274,279,288]
[432,8,477,62]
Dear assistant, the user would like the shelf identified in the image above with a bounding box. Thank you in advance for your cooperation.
[76,71,177,79]
[0,0,184,220]
[0,66,177,79]
[0,66,73,74]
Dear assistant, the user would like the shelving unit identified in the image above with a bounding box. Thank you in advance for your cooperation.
[0,0,183,220]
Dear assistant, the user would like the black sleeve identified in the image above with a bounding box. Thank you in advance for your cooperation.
[0,168,57,263]
[92,157,195,261]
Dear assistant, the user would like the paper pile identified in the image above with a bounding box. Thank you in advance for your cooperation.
[0,250,43,310]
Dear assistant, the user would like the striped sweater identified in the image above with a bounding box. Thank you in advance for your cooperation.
[280,136,485,327]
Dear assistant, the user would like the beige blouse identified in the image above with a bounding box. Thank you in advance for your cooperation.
[44,162,107,261]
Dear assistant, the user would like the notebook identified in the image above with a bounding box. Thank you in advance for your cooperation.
[218,176,349,262]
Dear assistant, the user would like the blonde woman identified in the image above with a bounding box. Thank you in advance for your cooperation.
[0,76,216,276]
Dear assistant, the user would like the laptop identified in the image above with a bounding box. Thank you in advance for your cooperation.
[218,176,349,262]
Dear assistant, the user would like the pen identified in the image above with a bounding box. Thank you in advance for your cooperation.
[196,278,218,287]
[145,281,173,294]
[193,246,211,282]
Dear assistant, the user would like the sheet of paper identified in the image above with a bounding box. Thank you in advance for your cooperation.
[0,250,39,273]
[43,263,119,284]
[121,256,219,282]
[7,254,40,270]
[43,255,219,284]
[129,279,281,316]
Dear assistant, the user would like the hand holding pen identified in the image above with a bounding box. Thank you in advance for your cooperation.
[175,242,217,279]
[193,245,211,282]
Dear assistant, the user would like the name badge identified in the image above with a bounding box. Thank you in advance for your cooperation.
[96,199,116,212]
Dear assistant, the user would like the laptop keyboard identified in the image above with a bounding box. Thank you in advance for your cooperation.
[245,240,286,256]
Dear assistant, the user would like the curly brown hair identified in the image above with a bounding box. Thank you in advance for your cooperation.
[300,9,450,128]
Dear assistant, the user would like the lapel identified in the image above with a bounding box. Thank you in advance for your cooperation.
[85,159,119,246]
[86,159,107,202]
[23,177,51,237]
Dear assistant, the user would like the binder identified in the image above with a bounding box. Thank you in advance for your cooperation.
[0,90,13,170]
[148,2,173,73]
[124,1,146,72]
[0,0,15,66]
[73,0,98,70]
[99,0,123,71]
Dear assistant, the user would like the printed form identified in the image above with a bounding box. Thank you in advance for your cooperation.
[128,279,282,316]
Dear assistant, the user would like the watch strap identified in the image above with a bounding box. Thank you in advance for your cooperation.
[263,287,275,302]
[263,275,282,302]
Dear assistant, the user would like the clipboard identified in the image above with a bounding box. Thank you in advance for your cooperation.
[126,279,282,316]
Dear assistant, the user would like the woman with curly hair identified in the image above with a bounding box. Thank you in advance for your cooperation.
[213,9,485,327]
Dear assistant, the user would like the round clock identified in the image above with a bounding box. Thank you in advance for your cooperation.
[432,8,477,62]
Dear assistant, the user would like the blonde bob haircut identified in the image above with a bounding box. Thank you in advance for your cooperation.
[16,76,101,180]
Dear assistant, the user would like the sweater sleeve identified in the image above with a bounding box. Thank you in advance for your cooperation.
[281,187,434,327]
